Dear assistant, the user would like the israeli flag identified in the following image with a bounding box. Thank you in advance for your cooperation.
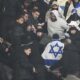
[41,40,64,68]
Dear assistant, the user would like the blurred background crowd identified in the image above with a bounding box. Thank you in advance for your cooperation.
[0,0,80,80]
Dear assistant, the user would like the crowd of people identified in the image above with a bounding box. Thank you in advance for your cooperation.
[0,0,80,80]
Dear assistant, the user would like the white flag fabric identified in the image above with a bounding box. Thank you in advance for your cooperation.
[41,40,64,67]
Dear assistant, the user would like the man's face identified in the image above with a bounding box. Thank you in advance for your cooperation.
[17,17,24,24]
[24,48,31,56]
[32,11,40,19]
[50,12,57,22]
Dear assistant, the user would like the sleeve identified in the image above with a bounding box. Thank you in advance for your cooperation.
[62,20,69,31]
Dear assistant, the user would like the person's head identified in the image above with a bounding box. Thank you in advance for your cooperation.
[51,1,58,10]
[24,48,32,56]
[22,13,29,22]
[32,9,40,19]
[16,17,24,24]
[68,21,80,34]
[52,34,59,40]
[69,27,78,35]
[49,11,57,22]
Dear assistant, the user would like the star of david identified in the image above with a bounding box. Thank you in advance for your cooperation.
[49,43,63,57]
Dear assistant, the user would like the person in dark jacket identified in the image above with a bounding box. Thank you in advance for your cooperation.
[7,16,28,46]
[62,26,80,78]
[12,44,34,80]
[1,0,23,38]
[12,38,46,80]
[27,9,40,28]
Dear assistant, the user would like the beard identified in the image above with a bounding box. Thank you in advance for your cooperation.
[50,17,57,22]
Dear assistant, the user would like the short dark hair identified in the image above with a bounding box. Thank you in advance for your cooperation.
[52,34,59,39]
[32,8,40,13]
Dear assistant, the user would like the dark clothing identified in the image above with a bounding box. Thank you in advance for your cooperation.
[1,19,15,39]
[0,41,12,67]
[0,62,12,80]
[1,0,23,37]
[12,46,34,80]
[62,32,80,76]
[38,0,48,22]
[63,43,80,75]
[67,13,80,23]
[29,0,40,10]
[12,41,46,80]
[27,16,39,27]
[64,1,80,22]
[70,32,80,73]
[2,0,22,18]
[7,22,30,46]
[0,0,3,35]
[63,31,80,74]
[69,31,80,50]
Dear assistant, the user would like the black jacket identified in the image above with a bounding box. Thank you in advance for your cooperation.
[63,43,80,75]
[12,41,45,80]
[12,45,34,80]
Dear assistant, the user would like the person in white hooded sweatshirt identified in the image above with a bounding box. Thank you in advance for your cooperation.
[47,10,69,40]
